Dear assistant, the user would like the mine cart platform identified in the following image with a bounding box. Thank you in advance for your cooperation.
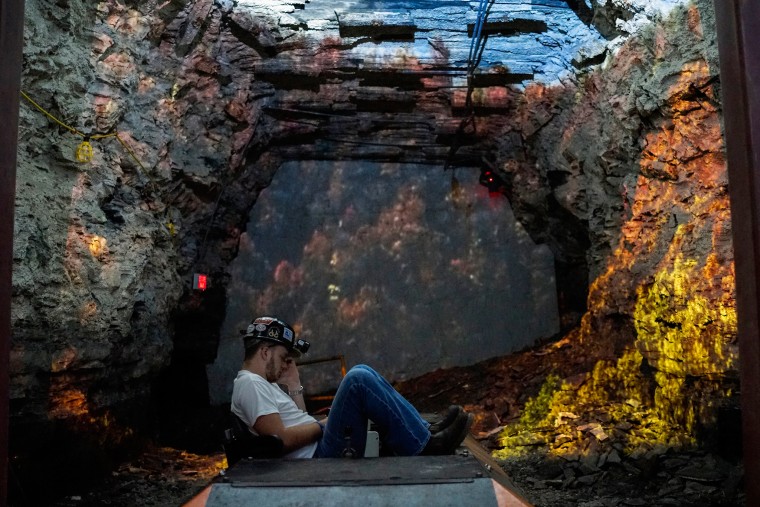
[186,437,531,507]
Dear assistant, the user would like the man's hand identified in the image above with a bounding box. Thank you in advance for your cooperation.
[279,358,307,411]
[279,357,301,391]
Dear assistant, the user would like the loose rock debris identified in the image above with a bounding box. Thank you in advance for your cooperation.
[49,341,744,507]
[396,342,745,507]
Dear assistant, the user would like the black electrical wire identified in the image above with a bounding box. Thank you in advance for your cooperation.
[468,0,490,78]
[445,0,494,171]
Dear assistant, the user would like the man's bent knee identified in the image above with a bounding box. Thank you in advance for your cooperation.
[343,365,376,387]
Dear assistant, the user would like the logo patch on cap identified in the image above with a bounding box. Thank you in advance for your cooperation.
[283,328,293,341]
[255,324,267,332]
[267,328,280,339]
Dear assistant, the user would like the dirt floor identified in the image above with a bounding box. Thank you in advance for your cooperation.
[44,446,225,507]
[45,338,745,507]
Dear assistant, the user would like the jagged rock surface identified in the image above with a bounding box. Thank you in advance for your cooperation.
[11,0,604,434]
[517,0,737,430]
[10,0,738,502]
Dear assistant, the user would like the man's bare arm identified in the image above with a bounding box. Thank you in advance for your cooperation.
[253,413,322,453]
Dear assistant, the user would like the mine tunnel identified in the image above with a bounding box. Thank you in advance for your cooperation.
[2,0,760,505]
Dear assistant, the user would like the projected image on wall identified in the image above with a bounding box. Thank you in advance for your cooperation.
[209,161,558,401]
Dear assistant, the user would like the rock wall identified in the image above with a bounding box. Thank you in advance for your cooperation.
[13,0,278,488]
[9,0,737,499]
[495,0,737,434]
[11,0,604,447]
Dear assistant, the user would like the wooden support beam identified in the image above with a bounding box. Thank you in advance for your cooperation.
[466,17,548,36]
[0,0,25,504]
[338,12,416,39]
[713,1,760,505]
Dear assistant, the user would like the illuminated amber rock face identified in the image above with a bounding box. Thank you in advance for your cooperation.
[594,58,736,430]
[632,63,736,379]
[631,64,736,430]
[496,1,737,444]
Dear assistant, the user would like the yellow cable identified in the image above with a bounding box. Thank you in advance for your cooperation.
[20,90,150,173]
[92,132,118,140]
[115,133,149,172]
[21,89,175,232]
[20,90,84,137]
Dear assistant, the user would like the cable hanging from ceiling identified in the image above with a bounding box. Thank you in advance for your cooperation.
[444,0,492,173]
[467,0,491,108]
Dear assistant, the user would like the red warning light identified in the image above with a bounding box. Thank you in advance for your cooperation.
[479,168,504,193]
[194,273,208,291]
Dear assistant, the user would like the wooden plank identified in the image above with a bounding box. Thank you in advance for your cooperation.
[225,454,488,486]
[713,1,760,505]
[467,17,548,36]
[0,0,25,504]
[463,435,532,505]
[338,11,416,38]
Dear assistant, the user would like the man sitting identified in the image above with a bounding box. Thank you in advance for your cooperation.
[230,316,472,458]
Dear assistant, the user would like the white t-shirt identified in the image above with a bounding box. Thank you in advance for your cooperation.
[230,370,318,459]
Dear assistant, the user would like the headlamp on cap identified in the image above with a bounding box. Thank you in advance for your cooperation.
[243,316,310,356]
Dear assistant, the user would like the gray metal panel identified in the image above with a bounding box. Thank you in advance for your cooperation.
[223,454,488,487]
[207,479,498,506]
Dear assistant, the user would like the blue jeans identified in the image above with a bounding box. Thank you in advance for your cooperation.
[313,365,431,458]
